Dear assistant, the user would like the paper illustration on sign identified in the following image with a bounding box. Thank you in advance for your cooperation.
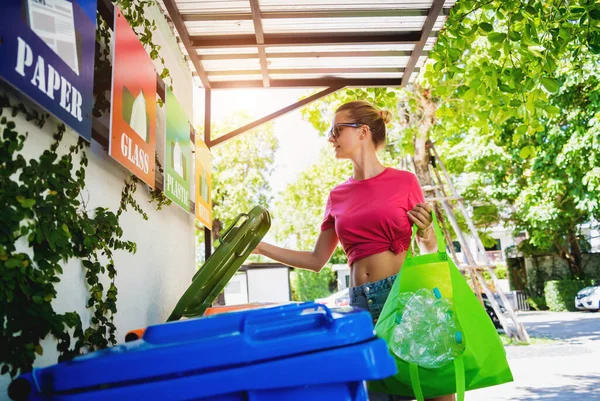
[0,0,97,140]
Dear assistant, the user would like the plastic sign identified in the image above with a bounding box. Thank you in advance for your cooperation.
[195,136,212,229]
[109,8,156,187]
[0,0,97,140]
[164,89,192,212]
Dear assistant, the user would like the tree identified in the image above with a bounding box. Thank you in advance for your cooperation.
[420,0,600,275]
[199,113,278,247]
[272,148,349,300]
[293,0,600,277]
[439,56,600,277]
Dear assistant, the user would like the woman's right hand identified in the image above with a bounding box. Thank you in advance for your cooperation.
[252,242,263,255]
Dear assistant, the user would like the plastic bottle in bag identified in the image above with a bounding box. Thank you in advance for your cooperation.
[390,288,465,369]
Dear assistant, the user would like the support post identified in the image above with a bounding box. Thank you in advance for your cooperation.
[204,88,212,260]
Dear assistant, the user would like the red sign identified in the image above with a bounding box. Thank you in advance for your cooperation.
[109,8,156,187]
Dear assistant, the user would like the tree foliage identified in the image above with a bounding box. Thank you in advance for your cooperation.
[282,0,600,278]
[424,0,600,134]
[206,113,278,243]
[271,148,348,300]
[423,0,600,275]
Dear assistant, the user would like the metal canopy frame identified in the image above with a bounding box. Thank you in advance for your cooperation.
[96,1,454,255]
[156,0,452,148]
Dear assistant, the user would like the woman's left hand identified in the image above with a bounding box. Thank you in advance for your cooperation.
[407,203,433,237]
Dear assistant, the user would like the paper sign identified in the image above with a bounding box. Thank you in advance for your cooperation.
[0,0,97,139]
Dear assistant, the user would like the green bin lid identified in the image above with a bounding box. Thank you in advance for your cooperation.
[168,205,271,321]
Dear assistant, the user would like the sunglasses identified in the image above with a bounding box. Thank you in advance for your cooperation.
[327,123,366,140]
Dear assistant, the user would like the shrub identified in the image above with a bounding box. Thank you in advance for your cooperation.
[527,296,548,311]
[544,279,594,312]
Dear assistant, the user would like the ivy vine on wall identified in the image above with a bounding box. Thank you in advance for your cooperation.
[1,0,174,377]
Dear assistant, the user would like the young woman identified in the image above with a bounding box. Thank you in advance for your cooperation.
[253,100,454,401]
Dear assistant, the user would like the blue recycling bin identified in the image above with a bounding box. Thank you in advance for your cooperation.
[9,303,397,401]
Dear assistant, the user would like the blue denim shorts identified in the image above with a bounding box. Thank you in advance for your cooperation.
[349,275,414,401]
[349,275,397,323]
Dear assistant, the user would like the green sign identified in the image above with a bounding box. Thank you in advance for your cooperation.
[164,89,192,212]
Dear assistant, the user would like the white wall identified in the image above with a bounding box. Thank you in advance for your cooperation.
[1,3,197,394]
[247,268,291,303]
[224,272,250,305]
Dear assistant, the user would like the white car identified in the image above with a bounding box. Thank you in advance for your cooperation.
[315,288,350,308]
[575,286,600,311]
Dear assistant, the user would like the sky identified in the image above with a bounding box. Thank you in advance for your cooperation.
[194,87,330,195]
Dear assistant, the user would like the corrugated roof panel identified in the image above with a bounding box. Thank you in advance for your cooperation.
[265,40,434,54]
[208,75,262,82]
[174,0,250,13]
[269,72,405,79]
[259,0,443,12]
[202,58,262,71]
[185,20,255,36]
[415,55,430,68]
[198,47,259,56]
[266,56,411,69]
[262,15,446,34]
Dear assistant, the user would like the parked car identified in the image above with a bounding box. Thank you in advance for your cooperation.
[575,285,600,311]
[482,295,505,330]
[315,288,350,307]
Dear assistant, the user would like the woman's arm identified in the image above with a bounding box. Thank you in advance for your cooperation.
[253,228,339,272]
[408,203,438,254]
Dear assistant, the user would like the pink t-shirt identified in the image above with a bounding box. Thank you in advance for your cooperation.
[321,168,425,266]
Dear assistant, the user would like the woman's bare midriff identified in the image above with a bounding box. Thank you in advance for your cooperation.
[350,250,409,287]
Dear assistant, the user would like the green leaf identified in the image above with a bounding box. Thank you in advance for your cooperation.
[463,88,477,100]
[570,7,586,16]
[35,345,44,356]
[519,146,531,159]
[488,32,506,43]
[510,99,522,107]
[516,125,529,136]
[499,84,516,93]
[5,258,20,269]
[558,28,570,40]
[479,22,494,33]
[590,10,600,20]
[508,31,522,41]
[33,295,43,304]
[16,197,36,208]
[541,77,560,93]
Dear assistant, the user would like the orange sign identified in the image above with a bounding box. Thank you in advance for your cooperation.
[195,136,212,229]
[109,8,156,187]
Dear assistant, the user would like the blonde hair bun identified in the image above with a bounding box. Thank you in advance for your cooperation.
[379,110,393,124]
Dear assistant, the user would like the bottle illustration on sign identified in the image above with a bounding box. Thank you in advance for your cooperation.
[198,163,209,202]
[129,90,148,142]
[171,139,186,179]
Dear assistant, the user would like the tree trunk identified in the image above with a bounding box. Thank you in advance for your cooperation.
[567,231,583,278]
[212,218,223,242]
[410,87,447,251]
[412,87,438,197]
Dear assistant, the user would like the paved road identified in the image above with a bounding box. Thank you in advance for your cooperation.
[469,311,600,401]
